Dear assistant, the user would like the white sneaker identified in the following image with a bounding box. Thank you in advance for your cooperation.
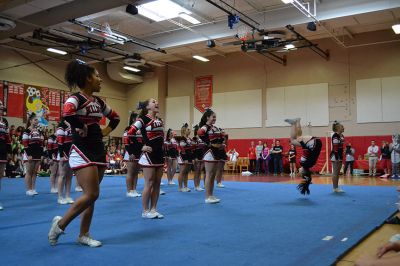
[159,190,166,195]
[333,188,345,193]
[26,190,35,196]
[142,210,158,219]
[32,190,39,195]
[217,183,225,188]
[77,233,102,247]
[48,216,64,246]
[50,188,58,194]
[182,187,191,192]
[168,181,176,185]
[65,197,74,204]
[210,195,221,201]
[160,181,165,186]
[75,186,83,192]
[150,210,164,219]
[205,197,220,204]
[57,198,68,205]
[195,187,205,191]
[126,190,141,197]
[0,202,3,210]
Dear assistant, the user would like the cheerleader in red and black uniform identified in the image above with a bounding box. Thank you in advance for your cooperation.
[176,123,193,192]
[22,113,44,196]
[0,101,11,210]
[47,129,59,193]
[48,60,120,247]
[164,129,178,185]
[128,98,164,219]
[123,112,143,198]
[197,109,227,204]
[56,119,74,204]
[192,125,205,191]
[216,128,228,188]
[330,121,345,193]
[284,118,322,195]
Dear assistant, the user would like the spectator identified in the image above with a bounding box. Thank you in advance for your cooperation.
[390,134,400,179]
[344,143,355,176]
[271,140,283,176]
[367,140,379,176]
[15,126,24,139]
[227,148,239,162]
[288,144,297,177]
[255,141,263,174]
[261,143,270,175]
[355,240,400,265]
[380,141,391,177]
[248,141,256,172]
[9,124,15,137]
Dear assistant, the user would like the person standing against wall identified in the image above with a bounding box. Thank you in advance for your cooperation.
[344,143,355,176]
[380,141,391,177]
[368,140,379,177]
[255,140,263,174]
[248,141,256,173]
[272,140,283,176]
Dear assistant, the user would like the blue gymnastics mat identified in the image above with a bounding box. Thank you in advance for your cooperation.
[0,176,397,266]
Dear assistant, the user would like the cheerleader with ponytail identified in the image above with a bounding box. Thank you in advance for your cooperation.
[0,101,11,210]
[164,128,178,185]
[192,125,205,191]
[176,123,193,192]
[128,99,165,219]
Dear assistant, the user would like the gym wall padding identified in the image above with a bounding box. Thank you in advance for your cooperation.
[266,83,329,127]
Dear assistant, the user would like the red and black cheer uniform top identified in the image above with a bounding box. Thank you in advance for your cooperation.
[0,117,11,162]
[123,126,143,161]
[47,134,59,160]
[330,133,344,162]
[57,120,73,160]
[191,136,206,160]
[63,92,120,168]
[128,114,164,167]
[164,137,179,159]
[299,137,322,169]
[197,125,228,161]
[177,136,193,164]
[22,126,44,161]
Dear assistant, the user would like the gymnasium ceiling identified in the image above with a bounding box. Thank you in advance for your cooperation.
[0,0,399,66]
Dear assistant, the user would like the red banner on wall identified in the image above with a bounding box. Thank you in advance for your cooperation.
[40,87,62,122]
[194,76,213,113]
[7,82,25,118]
[0,82,4,104]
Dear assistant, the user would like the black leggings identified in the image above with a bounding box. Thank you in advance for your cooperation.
[344,161,354,175]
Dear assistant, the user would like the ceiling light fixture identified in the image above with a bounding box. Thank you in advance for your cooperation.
[46,48,67,55]
[123,66,140,72]
[281,0,294,3]
[193,55,209,62]
[392,24,400,34]
[179,13,201,24]
[137,0,193,22]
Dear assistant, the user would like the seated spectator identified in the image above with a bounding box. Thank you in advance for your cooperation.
[5,158,21,178]
[227,148,239,162]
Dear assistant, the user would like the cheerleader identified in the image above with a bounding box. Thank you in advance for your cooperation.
[284,118,322,195]
[48,60,120,247]
[47,129,59,193]
[215,128,228,188]
[0,101,11,210]
[23,113,44,196]
[123,112,142,198]
[176,123,193,192]
[330,121,345,193]
[197,109,226,204]
[128,98,164,219]
[192,125,205,191]
[288,144,297,177]
[164,129,178,185]
[56,119,74,204]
